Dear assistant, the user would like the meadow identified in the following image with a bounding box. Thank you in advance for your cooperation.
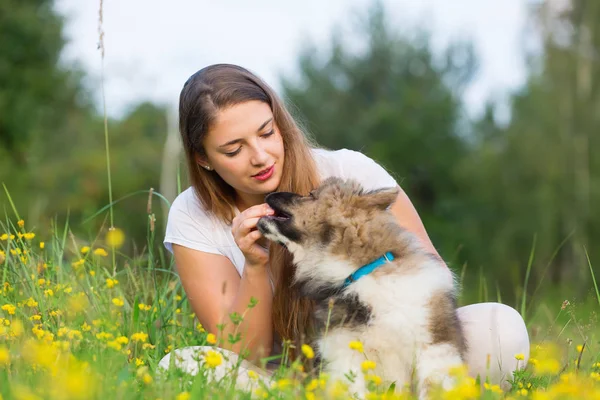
[0,186,599,399]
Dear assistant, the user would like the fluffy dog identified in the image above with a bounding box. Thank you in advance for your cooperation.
[257,177,467,399]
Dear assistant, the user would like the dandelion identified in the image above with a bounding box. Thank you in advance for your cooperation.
[80,246,90,254]
[93,248,108,257]
[206,333,217,345]
[361,360,377,372]
[106,227,125,248]
[204,350,223,368]
[17,220,24,228]
[0,234,8,241]
[349,340,364,353]
[302,344,315,359]
[112,298,124,307]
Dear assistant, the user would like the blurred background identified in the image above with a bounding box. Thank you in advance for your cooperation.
[1,0,598,312]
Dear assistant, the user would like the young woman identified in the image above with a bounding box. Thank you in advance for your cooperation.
[158,63,530,388]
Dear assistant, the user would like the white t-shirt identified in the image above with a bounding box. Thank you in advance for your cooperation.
[163,148,398,274]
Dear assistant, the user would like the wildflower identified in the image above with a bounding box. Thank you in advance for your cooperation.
[206,333,217,345]
[81,322,91,332]
[17,220,24,228]
[135,358,144,367]
[80,246,90,254]
[514,353,525,361]
[96,332,114,341]
[112,298,124,307]
[72,259,85,269]
[37,279,46,286]
[138,303,151,311]
[115,336,129,345]
[106,227,125,248]
[1,304,16,315]
[176,392,190,400]
[576,345,584,353]
[0,346,9,366]
[131,332,148,343]
[23,233,35,240]
[25,297,38,308]
[361,360,377,371]
[0,251,4,264]
[349,340,364,353]
[204,350,223,368]
[30,314,41,321]
[365,374,382,385]
[0,234,8,241]
[39,242,45,249]
[302,344,315,359]
[142,343,155,350]
[248,370,258,380]
[93,248,108,257]
[105,278,119,288]
[196,323,205,332]
[44,289,54,297]
[107,340,122,351]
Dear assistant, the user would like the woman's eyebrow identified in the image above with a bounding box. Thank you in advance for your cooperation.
[218,118,273,148]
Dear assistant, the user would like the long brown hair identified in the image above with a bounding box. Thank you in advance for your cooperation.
[178,64,320,357]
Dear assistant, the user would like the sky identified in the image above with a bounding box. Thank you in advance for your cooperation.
[54,0,533,121]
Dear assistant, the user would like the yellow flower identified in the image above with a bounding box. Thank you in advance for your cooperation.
[112,298,124,307]
[0,251,4,264]
[115,336,129,345]
[81,322,91,332]
[196,323,205,332]
[576,345,584,353]
[106,227,125,248]
[138,303,151,311]
[23,233,35,240]
[105,278,119,288]
[131,332,148,343]
[1,304,16,315]
[93,248,108,257]
[349,340,364,353]
[44,289,54,297]
[248,370,259,380]
[0,234,8,241]
[176,392,190,400]
[361,360,377,371]
[515,353,525,361]
[206,333,217,345]
[0,346,9,366]
[80,246,90,254]
[71,259,85,269]
[142,343,155,350]
[17,219,24,228]
[135,358,145,367]
[204,350,223,368]
[302,344,315,359]
[25,297,38,308]
[39,242,45,249]
[365,374,382,385]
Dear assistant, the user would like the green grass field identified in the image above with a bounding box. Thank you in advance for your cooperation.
[1,197,599,400]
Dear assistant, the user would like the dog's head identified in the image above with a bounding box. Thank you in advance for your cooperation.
[257,177,400,294]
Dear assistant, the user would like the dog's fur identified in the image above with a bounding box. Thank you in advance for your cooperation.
[257,177,467,399]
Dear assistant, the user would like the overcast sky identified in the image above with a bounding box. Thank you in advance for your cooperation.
[54,0,533,120]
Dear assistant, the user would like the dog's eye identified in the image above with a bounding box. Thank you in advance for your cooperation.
[308,191,316,199]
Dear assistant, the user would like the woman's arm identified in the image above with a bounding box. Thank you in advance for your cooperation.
[173,245,273,362]
[389,186,442,260]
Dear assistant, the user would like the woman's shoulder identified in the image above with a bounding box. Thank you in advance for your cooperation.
[311,147,397,190]
[169,187,220,225]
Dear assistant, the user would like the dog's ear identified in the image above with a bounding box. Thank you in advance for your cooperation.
[356,186,400,210]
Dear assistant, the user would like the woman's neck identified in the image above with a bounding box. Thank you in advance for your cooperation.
[234,191,267,212]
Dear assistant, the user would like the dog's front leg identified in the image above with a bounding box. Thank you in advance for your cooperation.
[415,344,464,400]
[319,335,367,399]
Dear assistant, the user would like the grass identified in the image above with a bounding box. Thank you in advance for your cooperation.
[0,205,599,399]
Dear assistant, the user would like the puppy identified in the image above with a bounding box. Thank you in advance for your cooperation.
[257,177,467,399]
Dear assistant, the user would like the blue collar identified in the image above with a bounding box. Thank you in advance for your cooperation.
[342,252,395,288]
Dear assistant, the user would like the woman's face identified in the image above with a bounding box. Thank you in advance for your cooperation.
[201,100,285,207]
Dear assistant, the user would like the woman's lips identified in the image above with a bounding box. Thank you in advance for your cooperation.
[252,165,274,181]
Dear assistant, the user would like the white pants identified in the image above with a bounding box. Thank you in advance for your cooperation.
[158,302,529,390]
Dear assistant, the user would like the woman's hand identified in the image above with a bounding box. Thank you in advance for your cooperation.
[231,203,274,268]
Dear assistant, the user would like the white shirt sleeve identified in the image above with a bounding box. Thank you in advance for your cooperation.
[335,149,398,191]
[163,189,224,256]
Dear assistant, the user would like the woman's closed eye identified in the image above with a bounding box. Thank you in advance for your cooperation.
[224,130,275,157]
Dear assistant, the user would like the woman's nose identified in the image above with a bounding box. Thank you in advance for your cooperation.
[250,143,269,165]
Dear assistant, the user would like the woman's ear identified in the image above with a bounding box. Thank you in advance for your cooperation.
[194,154,213,171]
